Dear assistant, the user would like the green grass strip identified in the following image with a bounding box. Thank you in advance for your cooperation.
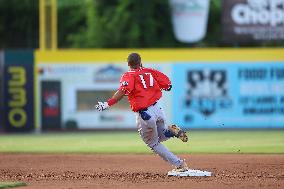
[0,130,283,154]
[0,182,27,189]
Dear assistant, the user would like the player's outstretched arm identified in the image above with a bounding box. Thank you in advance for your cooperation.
[151,69,172,91]
[95,90,125,111]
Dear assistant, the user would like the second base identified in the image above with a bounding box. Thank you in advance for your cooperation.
[167,169,212,177]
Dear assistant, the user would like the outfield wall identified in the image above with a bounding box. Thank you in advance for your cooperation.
[35,49,284,130]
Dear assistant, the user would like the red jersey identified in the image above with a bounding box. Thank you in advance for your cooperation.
[118,67,171,112]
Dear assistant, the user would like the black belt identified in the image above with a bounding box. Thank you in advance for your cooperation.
[139,102,157,112]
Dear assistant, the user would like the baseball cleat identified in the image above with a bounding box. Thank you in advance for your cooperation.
[168,124,188,142]
[174,161,188,172]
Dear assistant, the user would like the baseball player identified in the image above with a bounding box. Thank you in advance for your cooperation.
[95,53,188,172]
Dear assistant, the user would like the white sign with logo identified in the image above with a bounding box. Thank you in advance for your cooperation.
[37,63,173,130]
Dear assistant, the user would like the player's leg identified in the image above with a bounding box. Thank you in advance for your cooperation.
[136,110,158,147]
[156,119,173,142]
[155,104,188,143]
[136,109,185,168]
[152,103,189,170]
[154,104,174,142]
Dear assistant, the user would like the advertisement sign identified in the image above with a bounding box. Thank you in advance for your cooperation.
[37,63,172,129]
[173,62,284,128]
[38,63,133,129]
[3,51,34,132]
[41,81,61,130]
[170,0,210,43]
[222,0,284,42]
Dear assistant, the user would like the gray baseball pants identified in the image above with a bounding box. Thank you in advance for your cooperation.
[135,102,183,168]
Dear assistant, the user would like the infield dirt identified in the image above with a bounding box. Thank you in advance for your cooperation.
[0,154,283,189]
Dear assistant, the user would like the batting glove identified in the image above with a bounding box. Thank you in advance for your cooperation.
[95,101,110,111]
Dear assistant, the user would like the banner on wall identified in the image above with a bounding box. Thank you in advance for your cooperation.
[222,0,284,42]
[3,51,35,132]
[41,81,62,130]
[38,63,132,129]
[173,62,284,128]
[37,63,172,129]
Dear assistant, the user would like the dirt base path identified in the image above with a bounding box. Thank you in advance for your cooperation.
[0,154,283,189]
